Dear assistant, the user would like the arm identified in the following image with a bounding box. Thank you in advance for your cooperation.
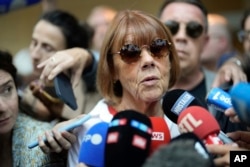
[212,56,247,87]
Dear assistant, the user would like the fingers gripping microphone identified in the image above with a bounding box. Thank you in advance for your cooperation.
[149,117,171,155]
[105,110,152,167]
[229,82,250,126]
[162,89,205,123]
[78,122,109,167]
[177,106,223,145]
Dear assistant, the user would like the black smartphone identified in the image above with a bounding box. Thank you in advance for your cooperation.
[53,73,78,110]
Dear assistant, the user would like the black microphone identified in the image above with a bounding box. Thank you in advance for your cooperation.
[105,110,152,167]
[162,89,205,123]
[143,132,215,167]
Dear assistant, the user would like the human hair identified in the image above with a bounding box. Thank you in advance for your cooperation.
[240,9,250,30]
[40,10,90,49]
[158,0,208,32]
[97,10,180,104]
[0,50,17,86]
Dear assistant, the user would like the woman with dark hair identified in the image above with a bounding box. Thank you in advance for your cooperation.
[0,50,66,166]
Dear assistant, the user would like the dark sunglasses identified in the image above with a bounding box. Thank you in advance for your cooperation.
[237,30,250,42]
[113,39,171,63]
[165,20,204,39]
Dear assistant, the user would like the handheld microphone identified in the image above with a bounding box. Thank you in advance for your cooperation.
[143,132,215,167]
[78,122,109,167]
[177,106,223,145]
[149,117,171,155]
[105,110,152,167]
[229,82,250,126]
[162,89,205,123]
[206,87,232,112]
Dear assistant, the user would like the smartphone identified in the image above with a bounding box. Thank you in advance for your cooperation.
[53,73,78,110]
[42,83,62,103]
[28,114,93,149]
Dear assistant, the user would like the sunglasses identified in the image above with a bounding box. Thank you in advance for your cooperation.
[237,30,250,42]
[165,20,204,39]
[113,39,171,63]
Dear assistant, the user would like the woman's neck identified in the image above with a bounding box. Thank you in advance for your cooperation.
[114,98,163,117]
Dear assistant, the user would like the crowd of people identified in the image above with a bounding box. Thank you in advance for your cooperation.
[1,0,250,167]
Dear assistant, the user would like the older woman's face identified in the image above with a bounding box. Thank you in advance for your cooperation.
[0,70,18,135]
[113,36,171,102]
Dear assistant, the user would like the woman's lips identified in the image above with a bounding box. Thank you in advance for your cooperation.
[0,117,10,125]
[141,76,159,86]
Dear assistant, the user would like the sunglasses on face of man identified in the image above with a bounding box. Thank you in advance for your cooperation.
[165,20,204,39]
[238,30,250,42]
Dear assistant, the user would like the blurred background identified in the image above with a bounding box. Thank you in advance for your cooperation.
[0,0,249,56]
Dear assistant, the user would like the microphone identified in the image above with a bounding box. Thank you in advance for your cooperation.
[78,121,109,167]
[149,117,171,155]
[143,132,215,167]
[105,110,152,167]
[206,87,232,112]
[162,89,205,123]
[229,82,250,126]
[177,106,223,145]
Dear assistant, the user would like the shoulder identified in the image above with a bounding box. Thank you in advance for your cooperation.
[13,112,66,166]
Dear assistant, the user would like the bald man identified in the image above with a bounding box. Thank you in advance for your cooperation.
[87,6,117,60]
[201,13,237,72]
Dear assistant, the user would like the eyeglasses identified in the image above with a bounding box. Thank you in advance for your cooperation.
[165,20,204,39]
[113,39,171,63]
[237,30,250,42]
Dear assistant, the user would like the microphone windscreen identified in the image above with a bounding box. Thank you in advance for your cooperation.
[105,110,152,167]
[177,106,220,140]
[206,87,232,112]
[143,132,215,167]
[229,82,250,126]
[78,121,109,167]
[149,117,171,155]
[162,89,204,123]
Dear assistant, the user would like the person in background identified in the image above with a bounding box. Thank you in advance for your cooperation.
[238,9,250,54]
[0,50,66,167]
[237,9,250,81]
[86,5,117,61]
[20,10,95,122]
[37,9,180,167]
[201,13,238,72]
[159,0,247,133]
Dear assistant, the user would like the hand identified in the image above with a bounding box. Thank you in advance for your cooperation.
[224,108,240,123]
[212,60,247,88]
[38,48,92,87]
[227,131,250,149]
[38,119,78,153]
[206,144,244,167]
[29,80,64,118]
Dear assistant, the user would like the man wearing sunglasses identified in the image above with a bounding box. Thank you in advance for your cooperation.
[158,0,247,133]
